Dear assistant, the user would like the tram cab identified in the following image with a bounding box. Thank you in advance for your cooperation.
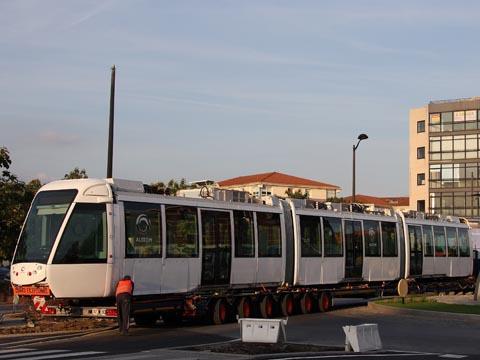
[11,179,114,298]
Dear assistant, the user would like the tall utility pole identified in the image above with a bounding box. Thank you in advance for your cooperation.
[107,65,116,178]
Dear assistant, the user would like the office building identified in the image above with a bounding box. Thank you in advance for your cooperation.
[410,97,480,221]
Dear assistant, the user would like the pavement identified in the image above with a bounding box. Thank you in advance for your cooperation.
[0,294,480,360]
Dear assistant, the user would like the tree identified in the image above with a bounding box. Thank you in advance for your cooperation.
[150,178,191,196]
[64,167,88,179]
[0,147,41,260]
[327,197,345,203]
[285,188,309,199]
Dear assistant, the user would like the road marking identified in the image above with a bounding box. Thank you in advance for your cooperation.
[0,348,33,354]
[439,355,467,359]
[0,349,67,359]
[267,353,439,359]
[13,351,105,360]
[0,333,86,347]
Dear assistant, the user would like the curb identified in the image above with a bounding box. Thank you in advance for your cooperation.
[369,301,480,319]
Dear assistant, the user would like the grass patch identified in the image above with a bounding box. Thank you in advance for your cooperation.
[379,298,480,315]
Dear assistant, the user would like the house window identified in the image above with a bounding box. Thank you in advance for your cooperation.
[417,120,425,133]
[417,173,425,186]
[417,147,425,159]
[417,200,425,212]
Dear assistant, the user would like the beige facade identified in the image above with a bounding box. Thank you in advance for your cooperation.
[409,106,429,212]
[219,184,337,200]
[217,172,340,201]
[409,97,480,221]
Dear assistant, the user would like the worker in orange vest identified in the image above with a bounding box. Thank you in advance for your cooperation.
[116,275,134,335]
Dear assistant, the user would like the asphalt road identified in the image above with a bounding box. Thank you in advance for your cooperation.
[0,300,478,359]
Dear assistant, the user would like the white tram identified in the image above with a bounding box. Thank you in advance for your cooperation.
[10,178,474,323]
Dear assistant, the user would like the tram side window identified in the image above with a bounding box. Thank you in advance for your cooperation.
[53,204,107,264]
[234,211,255,257]
[381,222,398,257]
[257,212,281,257]
[323,217,343,257]
[124,202,162,258]
[166,205,198,257]
[422,225,434,257]
[364,220,380,257]
[300,215,321,257]
[433,226,446,257]
[446,227,458,257]
[458,228,470,257]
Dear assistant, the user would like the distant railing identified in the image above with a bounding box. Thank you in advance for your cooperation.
[429,96,480,105]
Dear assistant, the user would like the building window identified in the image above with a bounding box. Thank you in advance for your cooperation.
[429,113,441,132]
[417,147,425,159]
[417,120,425,133]
[429,110,480,133]
[429,134,479,161]
[430,189,480,218]
[417,200,425,212]
[417,173,425,186]
[326,189,337,199]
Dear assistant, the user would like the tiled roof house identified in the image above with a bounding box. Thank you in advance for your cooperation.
[217,171,340,200]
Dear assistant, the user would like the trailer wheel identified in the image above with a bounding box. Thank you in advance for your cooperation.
[318,292,332,312]
[260,295,274,318]
[280,294,294,316]
[237,297,252,318]
[212,298,228,325]
[300,293,313,314]
[133,313,158,327]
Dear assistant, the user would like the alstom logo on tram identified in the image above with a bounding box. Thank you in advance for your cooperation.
[10,178,475,323]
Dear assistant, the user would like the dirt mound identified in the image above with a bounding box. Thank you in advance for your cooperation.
[185,341,342,355]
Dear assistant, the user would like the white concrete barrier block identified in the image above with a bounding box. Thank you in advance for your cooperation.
[343,323,382,352]
[238,318,288,343]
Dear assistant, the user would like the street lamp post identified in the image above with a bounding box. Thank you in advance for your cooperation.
[472,193,480,301]
[352,133,368,203]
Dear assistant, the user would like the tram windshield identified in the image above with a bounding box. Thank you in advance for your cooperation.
[13,190,77,264]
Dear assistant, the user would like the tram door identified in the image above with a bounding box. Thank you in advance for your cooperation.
[408,225,423,276]
[344,220,363,279]
[201,210,232,286]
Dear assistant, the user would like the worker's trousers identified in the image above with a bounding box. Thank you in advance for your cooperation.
[116,293,131,335]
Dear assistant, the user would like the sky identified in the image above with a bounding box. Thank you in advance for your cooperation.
[2,0,480,197]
